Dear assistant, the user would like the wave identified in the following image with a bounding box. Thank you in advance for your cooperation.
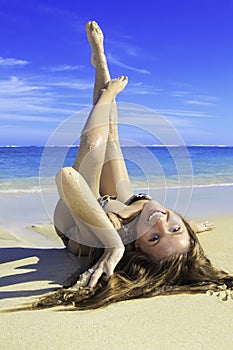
[0,145,21,148]
[149,144,233,148]
[0,189,43,194]
[137,183,233,190]
[187,144,232,147]
[0,187,56,194]
[0,145,39,148]
[42,144,79,148]
[1,182,233,194]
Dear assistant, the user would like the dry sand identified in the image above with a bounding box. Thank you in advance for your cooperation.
[0,188,232,350]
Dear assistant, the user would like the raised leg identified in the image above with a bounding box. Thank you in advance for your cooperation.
[100,102,133,202]
[54,23,130,243]
[86,21,133,202]
[72,77,128,199]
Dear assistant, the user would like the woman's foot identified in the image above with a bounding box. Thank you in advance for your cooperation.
[99,76,128,101]
[86,21,106,67]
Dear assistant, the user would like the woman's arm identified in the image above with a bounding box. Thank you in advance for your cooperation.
[56,167,125,286]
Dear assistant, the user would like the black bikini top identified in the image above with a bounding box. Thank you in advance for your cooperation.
[98,193,152,208]
[124,193,152,205]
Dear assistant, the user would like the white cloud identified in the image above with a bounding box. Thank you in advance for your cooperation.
[107,39,139,57]
[0,56,30,66]
[159,109,213,118]
[169,81,192,88]
[125,82,161,96]
[0,97,75,115]
[44,64,85,72]
[107,53,150,75]
[170,90,191,97]
[107,39,159,61]
[0,113,62,123]
[170,89,217,107]
[0,76,46,95]
[115,104,194,131]
[0,76,86,122]
[47,80,93,90]
[193,94,217,102]
[185,100,216,107]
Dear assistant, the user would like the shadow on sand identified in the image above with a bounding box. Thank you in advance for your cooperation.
[0,247,88,300]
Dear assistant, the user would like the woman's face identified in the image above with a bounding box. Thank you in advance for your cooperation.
[135,200,190,261]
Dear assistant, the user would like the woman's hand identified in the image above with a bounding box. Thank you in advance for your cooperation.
[193,221,215,234]
[71,246,125,290]
[87,246,125,287]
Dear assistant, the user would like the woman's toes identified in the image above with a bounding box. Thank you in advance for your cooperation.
[86,21,105,67]
[121,76,128,82]
[109,76,128,93]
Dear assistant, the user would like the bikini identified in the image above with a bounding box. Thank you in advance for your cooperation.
[98,193,152,208]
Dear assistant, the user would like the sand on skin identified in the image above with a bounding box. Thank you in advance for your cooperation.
[0,189,233,350]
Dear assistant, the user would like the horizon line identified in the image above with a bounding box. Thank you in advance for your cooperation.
[1,144,233,148]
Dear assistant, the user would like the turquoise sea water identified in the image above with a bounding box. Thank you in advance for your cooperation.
[0,146,233,193]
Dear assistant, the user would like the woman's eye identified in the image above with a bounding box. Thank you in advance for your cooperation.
[169,226,181,233]
[149,235,159,242]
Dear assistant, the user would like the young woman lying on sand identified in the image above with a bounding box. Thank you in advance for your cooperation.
[32,21,233,310]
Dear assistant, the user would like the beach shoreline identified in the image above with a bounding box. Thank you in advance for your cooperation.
[1,183,232,226]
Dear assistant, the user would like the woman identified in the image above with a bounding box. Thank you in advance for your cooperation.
[37,21,233,310]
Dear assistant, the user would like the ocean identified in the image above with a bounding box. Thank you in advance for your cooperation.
[0,146,233,193]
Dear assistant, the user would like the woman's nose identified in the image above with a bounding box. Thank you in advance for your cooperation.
[150,213,167,227]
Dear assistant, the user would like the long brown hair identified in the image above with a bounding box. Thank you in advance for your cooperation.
[21,219,233,311]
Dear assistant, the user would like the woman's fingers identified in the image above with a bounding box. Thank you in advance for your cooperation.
[202,221,215,230]
[87,254,112,287]
[76,246,125,288]
[196,221,215,233]
[78,270,93,287]
[88,266,104,288]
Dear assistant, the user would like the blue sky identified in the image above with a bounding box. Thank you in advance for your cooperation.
[0,0,232,146]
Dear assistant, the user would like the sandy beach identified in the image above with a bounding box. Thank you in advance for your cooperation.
[0,187,233,350]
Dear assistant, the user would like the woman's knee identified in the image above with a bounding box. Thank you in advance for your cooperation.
[57,167,81,182]
[80,124,109,148]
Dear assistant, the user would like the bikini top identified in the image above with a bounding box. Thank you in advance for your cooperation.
[98,193,152,209]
